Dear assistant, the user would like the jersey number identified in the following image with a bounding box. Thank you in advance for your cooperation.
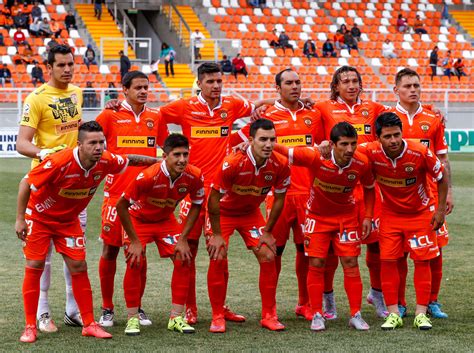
[105,206,117,222]
[304,218,316,234]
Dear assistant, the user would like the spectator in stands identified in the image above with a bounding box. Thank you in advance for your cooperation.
[442,50,453,79]
[413,15,427,35]
[160,42,176,78]
[41,45,49,64]
[47,35,59,49]
[0,63,13,87]
[119,50,131,80]
[219,55,233,74]
[29,16,41,36]
[84,81,98,108]
[31,1,41,21]
[21,43,34,64]
[0,32,4,46]
[12,49,22,64]
[49,18,61,38]
[322,38,337,57]
[344,31,358,53]
[382,38,397,59]
[13,27,27,47]
[31,61,45,86]
[39,17,52,37]
[303,39,318,60]
[14,9,28,29]
[150,59,160,80]
[429,46,439,80]
[20,2,31,16]
[269,29,280,49]
[396,14,409,33]
[232,53,248,80]
[278,30,294,53]
[333,30,347,51]
[191,29,205,60]
[350,24,361,42]
[453,58,467,80]
[84,44,97,68]
[105,82,119,101]
[441,1,449,27]
[65,11,77,31]
[94,0,104,21]
[340,24,348,34]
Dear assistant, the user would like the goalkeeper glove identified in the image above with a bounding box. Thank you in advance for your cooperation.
[37,144,68,161]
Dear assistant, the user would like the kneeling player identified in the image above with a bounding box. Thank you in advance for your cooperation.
[363,113,448,330]
[116,134,204,336]
[206,119,290,333]
[275,122,375,331]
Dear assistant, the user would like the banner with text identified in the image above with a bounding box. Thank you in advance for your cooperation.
[0,128,21,157]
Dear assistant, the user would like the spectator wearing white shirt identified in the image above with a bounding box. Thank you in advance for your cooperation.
[382,38,397,59]
[190,29,205,60]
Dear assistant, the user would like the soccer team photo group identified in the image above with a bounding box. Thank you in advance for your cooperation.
[0,0,472,351]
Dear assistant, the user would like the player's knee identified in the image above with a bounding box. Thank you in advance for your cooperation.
[340,256,358,268]
[26,259,45,269]
[309,257,325,268]
[65,259,88,273]
[256,249,275,263]
[102,244,120,260]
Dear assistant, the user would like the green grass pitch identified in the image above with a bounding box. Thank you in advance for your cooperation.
[0,155,473,352]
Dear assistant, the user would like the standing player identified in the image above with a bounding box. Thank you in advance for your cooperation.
[274,122,375,331]
[391,68,454,318]
[16,44,83,331]
[116,134,204,336]
[206,119,291,333]
[232,69,324,320]
[95,71,168,327]
[15,121,160,342]
[362,113,448,330]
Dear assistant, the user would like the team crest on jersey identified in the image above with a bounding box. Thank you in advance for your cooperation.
[145,118,154,130]
[265,174,273,181]
[361,108,369,117]
[404,164,415,173]
[103,223,112,232]
[304,118,312,128]
[420,123,430,132]
[220,110,228,119]
[178,187,188,193]
[93,173,102,181]
[347,173,357,181]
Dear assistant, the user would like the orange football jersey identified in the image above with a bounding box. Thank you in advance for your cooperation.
[212,148,290,217]
[235,101,324,196]
[96,101,168,198]
[159,94,254,188]
[25,148,128,223]
[362,140,444,214]
[123,161,204,223]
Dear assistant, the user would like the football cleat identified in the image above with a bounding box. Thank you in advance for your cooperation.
[260,314,285,331]
[185,307,198,325]
[168,316,195,334]
[366,289,389,318]
[99,308,114,327]
[138,308,152,326]
[295,304,313,321]
[223,306,246,322]
[427,301,448,319]
[38,312,58,333]
[398,305,407,318]
[19,325,37,343]
[414,313,432,330]
[323,292,337,320]
[82,322,112,338]
[64,312,83,327]
[209,315,226,333]
[381,313,403,330]
[310,312,326,331]
[124,317,140,336]
[349,311,370,331]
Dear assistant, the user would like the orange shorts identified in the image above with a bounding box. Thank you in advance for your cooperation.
[379,208,439,261]
[23,216,86,261]
[123,217,182,258]
[100,196,123,247]
[436,221,449,248]
[266,193,307,246]
[355,184,381,244]
[178,191,208,241]
[206,211,266,249]
[303,212,361,258]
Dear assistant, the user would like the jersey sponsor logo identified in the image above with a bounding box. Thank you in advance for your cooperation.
[332,109,347,113]
[163,233,180,245]
[277,135,313,146]
[353,124,371,135]
[43,161,53,169]
[407,138,431,148]
[136,173,144,180]
[65,236,86,249]
[48,96,79,123]
[408,234,434,249]
[249,227,263,239]
[313,178,352,193]
[376,175,417,187]
[337,230,360,243]
[58,186,98,199]
[117,136,156,148]
[55,120,79,135]
[117,119,132,123]
[190,111,207,116]
[191,126,229,138]
[222,161,230,170]
[34,196,56,213]
[231,184,271,196]
[146,197,177,208]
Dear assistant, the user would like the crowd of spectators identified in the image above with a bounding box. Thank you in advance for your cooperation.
[219,53,248,80]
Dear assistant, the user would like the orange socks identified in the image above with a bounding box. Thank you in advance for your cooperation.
[366,249,382,290]
[70,271,94,326]
[397,256,408,306]
[99,257,116,310]
[381,260,399,307]
[186,247,198,311]
[139,256,147,308]
[207,259,227,317]
[414,260,431,306]
[171,259,190,306]
[295,250,309,305]
[123,261,142,309]
[23,266,43,326]
[343,266,362,316]
[324,253,338,293]
[307,266,325,314]
[430,253,443,302]
[259,261,277,318]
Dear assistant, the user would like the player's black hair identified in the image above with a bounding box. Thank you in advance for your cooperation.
[47,44,73,66]
[249,118,275,138]
[330,65,363,101]
[122,71,149,88]
[275,68,294,87]
[330,122,358,144]
[163,133,189,154]
[375,112,403,137]
[78,121,103,141]
[197,62,222,81]
[395,68,420,86]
